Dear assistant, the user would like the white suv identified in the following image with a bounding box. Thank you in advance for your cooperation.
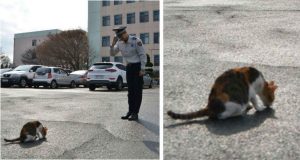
[87,62,127,91]
[1,65,43,88]
[33,67,76,88]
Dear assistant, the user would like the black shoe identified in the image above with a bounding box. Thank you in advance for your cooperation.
[121,112,132,120]
[128,114,138,121]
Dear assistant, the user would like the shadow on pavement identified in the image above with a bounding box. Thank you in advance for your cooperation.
[137,119,159,136]
[2,138,46,148]
[143,140,159,155]
[165,107,277,135]
[19,139,47,148]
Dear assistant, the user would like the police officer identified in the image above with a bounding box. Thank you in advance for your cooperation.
[110,26,146,121]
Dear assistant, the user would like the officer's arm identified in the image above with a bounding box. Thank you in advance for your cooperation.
[110,41,119,56]
[136,39,147,71]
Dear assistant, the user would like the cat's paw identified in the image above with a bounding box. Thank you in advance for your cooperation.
[255,107,266,112]
[246,105,253,112]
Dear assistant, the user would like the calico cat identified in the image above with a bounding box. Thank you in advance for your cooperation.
[167,67,278,120]
[4,121,48,143]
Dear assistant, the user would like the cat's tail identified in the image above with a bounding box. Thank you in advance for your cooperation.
[167,108,209,120]
[4,137,20,142]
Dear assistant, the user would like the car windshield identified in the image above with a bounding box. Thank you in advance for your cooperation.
[13,65,31,71]
[71,70,86,75]
[36,68,51,74]
[90,64,113,69]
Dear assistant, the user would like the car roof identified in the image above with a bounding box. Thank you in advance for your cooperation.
[38,66,62,69]
[93,62,123,65]
[18,64,43,67]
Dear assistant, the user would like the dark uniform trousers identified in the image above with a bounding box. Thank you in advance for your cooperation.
[126,62,143,114]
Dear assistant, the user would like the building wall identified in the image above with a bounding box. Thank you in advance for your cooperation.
[88,1,101,66]
[88,1,160,70]
[13,29,61,66]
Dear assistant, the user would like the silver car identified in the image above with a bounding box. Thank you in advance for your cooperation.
[143,73,153,88]
[70,70,88,87]
[33,67,76,88]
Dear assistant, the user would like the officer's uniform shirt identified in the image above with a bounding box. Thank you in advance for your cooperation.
[110,35,147,70]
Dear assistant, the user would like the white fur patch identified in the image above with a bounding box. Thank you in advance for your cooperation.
[24,135,35,142]
[218,101,247,119]
[250,74,264,94]
[37,124,44,139]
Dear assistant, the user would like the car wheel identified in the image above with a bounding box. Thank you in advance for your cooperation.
[115,77,123,91]
[50,80,58,89]
[89,85,96,91]
[19,78,27,88]
[149,81,153,88]
[70,81,76,88]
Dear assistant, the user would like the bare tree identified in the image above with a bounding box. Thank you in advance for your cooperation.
[0,53,12,68]
[36,29,89,70]
[21,48,38,64]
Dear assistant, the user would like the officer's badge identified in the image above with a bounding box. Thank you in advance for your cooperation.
[137,41,142,46]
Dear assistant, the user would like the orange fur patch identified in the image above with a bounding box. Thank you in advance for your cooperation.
[232,67,250,84]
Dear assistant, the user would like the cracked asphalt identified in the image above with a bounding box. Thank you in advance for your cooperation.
[1,87,159,159]
[164,0,300,160]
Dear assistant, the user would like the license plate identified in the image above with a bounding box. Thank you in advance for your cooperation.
[1,79,8,82]
[95,75,104,79]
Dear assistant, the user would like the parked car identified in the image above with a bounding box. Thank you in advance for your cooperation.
[33,67,76,88]
[0,68,13,74]
[1,65,43,88]
[87,62,127,91]
[70,70,88,87]
[64,69,73,74]
[143,73,153,88]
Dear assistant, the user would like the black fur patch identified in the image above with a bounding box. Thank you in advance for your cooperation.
[208,99,226,118]
[215,69,249,104]
[248,67,260,83]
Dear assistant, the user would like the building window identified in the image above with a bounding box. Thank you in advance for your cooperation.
[153,10,159,21]
[114,56,123,63]
[127,13,135,24]
[114,0,122,5]
[140,11,149,23]
[140,33,149,44]
[126,0,135,3]
[102,1,110,6]
[154,32,159,43]
[32,39,37,46]
[102,57,110,62]
[154,55,159,66]
[114,14,122,25]
[102,36,110,47]
[102,16,110,26]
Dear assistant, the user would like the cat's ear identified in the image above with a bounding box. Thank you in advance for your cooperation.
[272,85,278,91]
[269,81,278,91]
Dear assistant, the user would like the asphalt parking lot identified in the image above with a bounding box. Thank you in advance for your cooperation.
[1,86,159,159]
[164,0,300,160]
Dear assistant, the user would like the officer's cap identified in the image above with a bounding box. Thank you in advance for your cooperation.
[113,26,127,36]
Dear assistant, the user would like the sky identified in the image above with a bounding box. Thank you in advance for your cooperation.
[0,0,88,60]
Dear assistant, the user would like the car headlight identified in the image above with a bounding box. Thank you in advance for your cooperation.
[10,74,19,78]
